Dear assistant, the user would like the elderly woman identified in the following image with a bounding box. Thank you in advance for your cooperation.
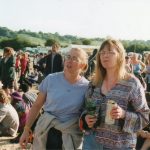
[19,48,89,150]
[0,47,16,95]
[80,39,149,150]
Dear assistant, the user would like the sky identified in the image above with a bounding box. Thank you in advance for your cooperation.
[0,0,150,40]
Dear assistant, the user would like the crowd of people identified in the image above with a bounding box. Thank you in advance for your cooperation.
[0,40,150,150]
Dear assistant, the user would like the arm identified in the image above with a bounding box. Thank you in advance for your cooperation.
[140,61,146,73]
[58,54,64,71]
[19,92,46,149]
[79,83,97,130]
[122,79,149,133]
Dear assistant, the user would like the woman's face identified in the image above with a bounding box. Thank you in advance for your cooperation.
[3,51,10,57]
[131,53,138,61]
[64,49,85,74]
[99,45,118,70]
[125,57,131,64]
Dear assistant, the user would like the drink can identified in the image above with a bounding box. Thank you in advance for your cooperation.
[105,100,117,125]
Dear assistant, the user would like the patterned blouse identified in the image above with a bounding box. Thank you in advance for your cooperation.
[80,76,150,149]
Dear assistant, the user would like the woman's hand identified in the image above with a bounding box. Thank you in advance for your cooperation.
[111,105,125,119]
[138,130,150,139]
[85,114,97,128]
[19,130,30,149]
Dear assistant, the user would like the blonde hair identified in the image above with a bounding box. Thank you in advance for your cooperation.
[145,53,150,65]
[0,89,10,104]
[93,39,127,86]
[68,48,88,73]
[21,52,28,59]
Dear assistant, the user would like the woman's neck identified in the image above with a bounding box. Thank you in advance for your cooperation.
[101,70,118,94]
[105,68,117,80]
[105,74,117,84]
[64,72,81,84]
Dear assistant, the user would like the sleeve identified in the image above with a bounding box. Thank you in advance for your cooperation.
[0,108,7,122]
[79,82,94,131]
[38,75,50,94]
[58,54,64,72]
[122,80,150,133]
[7,56,15,80]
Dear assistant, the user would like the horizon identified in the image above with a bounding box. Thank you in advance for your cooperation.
[1,26,150,42]
[1,0,150,41]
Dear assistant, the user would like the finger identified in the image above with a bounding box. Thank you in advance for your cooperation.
[20,141,26,149]
[88,115,97,119]
[19,139,24,148]
[88,124,94,128]
[88,122,95,128]
[87,119,97,127]
[86,116,97,123]
[87,119,97,125]
[25,138,29,148]
[85,115,95,122]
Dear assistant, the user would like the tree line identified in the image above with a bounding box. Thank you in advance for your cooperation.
[0,26,150,53]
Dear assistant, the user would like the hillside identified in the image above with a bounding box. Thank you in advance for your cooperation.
[0,26,150,53]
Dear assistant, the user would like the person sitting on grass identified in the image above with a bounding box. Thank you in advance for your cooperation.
[21,83,37,108]
[11,91,29,133]
[0,89,19,137]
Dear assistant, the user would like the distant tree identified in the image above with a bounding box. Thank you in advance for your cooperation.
[0,27,16,38]
[0,37,40,50]
[54,32,60,36]
[0,38,23,50]
[71,40,82,45]
[45,39,58,46]
[1,26,150,54]
[82,39,91,45]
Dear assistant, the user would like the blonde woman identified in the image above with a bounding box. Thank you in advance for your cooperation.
[20,48,89,150]
[80,39,149,150]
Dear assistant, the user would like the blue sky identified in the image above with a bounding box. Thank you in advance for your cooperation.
[0,0,150,40]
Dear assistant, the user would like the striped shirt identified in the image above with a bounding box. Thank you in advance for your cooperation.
[83,76,149,149]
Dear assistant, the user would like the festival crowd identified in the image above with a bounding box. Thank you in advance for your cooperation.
[0,40,150,150]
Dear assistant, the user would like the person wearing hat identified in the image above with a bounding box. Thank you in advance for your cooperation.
[11,91,29,133]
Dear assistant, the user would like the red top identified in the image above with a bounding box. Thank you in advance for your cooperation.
[20,58,28,75]
[15,57,20,68]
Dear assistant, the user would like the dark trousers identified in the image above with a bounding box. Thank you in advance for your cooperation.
[46,127,62,150]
